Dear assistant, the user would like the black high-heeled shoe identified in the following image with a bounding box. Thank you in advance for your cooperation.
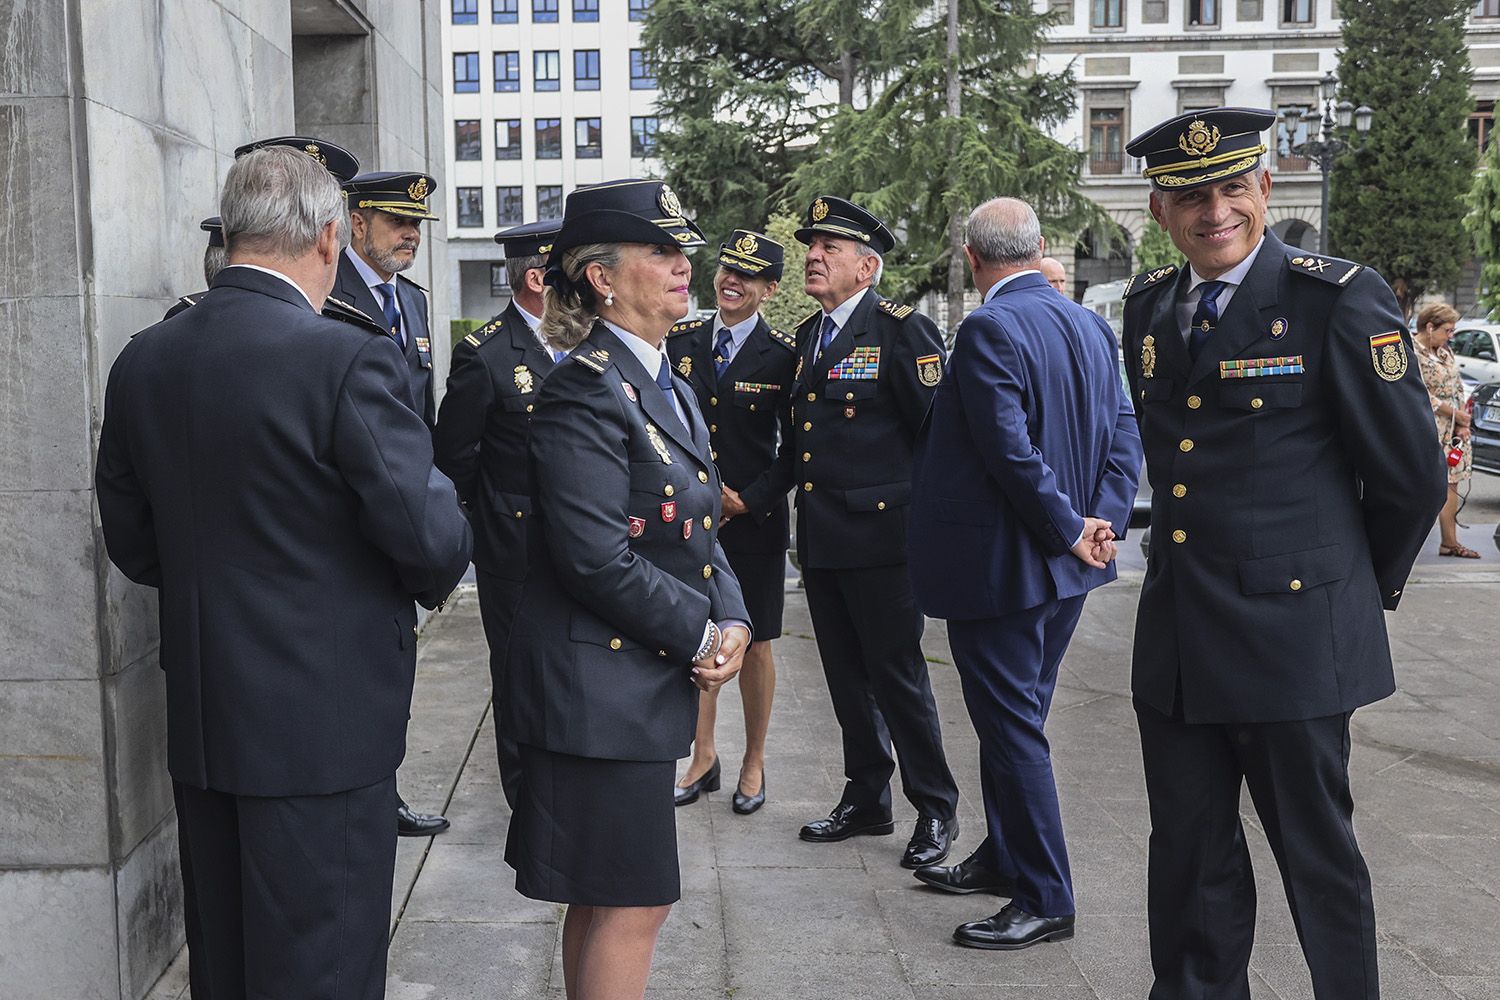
[732,771,766,815]
[674,758,720,806]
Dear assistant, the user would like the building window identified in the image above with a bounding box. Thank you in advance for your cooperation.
[574,0,599,20]
[629,0,653,19]
[1275,101,1312,170]
[1088,107,1124,174]
[538,185,565,219]
[490,263,510,297]
[1479,0,1500,16]
[457,187,484,228]
[494,51,520,92]
[497,186,524,225]
[496,118,522,160]
[630,116,659,157]
[492,0,518,22]
[576,117,603,158]
[630,49,656,89]
[536,118,562,159]
[533,0,558,21]
[1281,0,1312,22]
[535,51,561,92]
[1188,0,1219,24]
[455,120,481,161]
[575,50,601,91]
[454,53,480,93]
[453,0,479,23]
[1092,0,1123,26]
[1472,100,1496,154]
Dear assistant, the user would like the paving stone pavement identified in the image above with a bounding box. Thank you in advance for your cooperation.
[146,552,1500,1000]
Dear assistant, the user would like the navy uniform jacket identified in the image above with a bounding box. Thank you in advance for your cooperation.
[164,287,388,336]
[504,323,750,762]
[909,272,1142,620]
[334,252,436,427]
[785,290,946,568]
[1120,232,1446,724]
[433,303,556,580]
[96,266,473,797]
[665,315,797,555]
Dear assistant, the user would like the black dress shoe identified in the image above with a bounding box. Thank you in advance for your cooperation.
[953,903,1075,950]
[731,771,766,815]
[674,758,720,806]
[396,801,451,837]
[799,803,895,842]
[900,815,958,869]
[914,853,1014,896]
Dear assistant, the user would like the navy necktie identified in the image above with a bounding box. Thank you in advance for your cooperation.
[817,315,838,358]
[1188,280,1227,361]
[713,326,734,383]
[655,355,686,431]
[376,282,403,349]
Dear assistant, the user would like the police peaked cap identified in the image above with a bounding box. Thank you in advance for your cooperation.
[495,219,563,258]
[718,229,785,281]
[547,179,707,262]
[343,171,440,221]
[1125,107,1277,191]
[201,217,224,249]
[795,195,896,254]
[233,135,360,183]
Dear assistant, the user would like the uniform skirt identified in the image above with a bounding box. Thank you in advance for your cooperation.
[722,543,787,640]
[505,743,680,906]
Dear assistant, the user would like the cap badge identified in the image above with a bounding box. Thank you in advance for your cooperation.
[735,233,759,255]
[658,184,683,219]
[514,365,534,393]
[1177,120,1221,158]
[303,143,327,165]
[407,177,430,202]
[811,198,830,222]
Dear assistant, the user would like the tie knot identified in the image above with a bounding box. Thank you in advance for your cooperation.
[655,356,674,391]
[1197,280,1227,306]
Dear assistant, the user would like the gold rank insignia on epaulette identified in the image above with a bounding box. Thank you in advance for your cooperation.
[326,295,379,324]
[463,318,503,349]
[1122,265,1177,298]
[1289,254,1363,286]
[573,348,610,373]
[878,299,915,320]
[669,319,706,336]
[769,327,796,351]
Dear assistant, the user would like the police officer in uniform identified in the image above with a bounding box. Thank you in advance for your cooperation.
[1120,108,1446,999]
[666,230,797,814]
[162,218,227,319]
[336,171,442,428]
[788,196,961,868]
[433,218,562,808]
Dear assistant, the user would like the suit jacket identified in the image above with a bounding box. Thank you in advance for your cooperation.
[95,266,473,797]
[334,251,436,426]
[1120,231,1446,724]
[504,323,749,762]
[784,290,946,569]
[909,272,1142,619]
[665,314,797,555]
[433,303,556,580]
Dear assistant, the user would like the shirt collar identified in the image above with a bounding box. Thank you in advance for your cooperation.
[1187,237,1265,297]
[823,286,871,331]
[222,263,316,310]
[514,300,542,331]
[344,245,396,295]
[713,311,759,348]
[982,269,1040,303]
[599,318,669,378]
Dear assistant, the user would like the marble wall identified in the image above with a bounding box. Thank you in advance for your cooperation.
[0,1,447,996]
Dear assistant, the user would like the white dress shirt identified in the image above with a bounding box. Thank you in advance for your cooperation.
[1174,237,1265,344]
[345,246,402,330]
[711,311,760,367]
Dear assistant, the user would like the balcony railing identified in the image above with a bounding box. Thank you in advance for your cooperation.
[1089,149,1124,174]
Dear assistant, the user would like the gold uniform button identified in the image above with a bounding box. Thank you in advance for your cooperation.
[702,516,711,529]
[803,421,813,431]
[845,391,854,401]
[1289,579,1302,592]
[514,510,524,519]
[526,403,534,413]
[609,637,622,650]
[702,565,713,579]
[749,403,757,411]
[711,450,718,460]
[807,392,817,401]
[803,482,813,492]
[1171,484,1187,498]
[710,423,717,432]
[1187,395,1202,409]
[664,484,675,496]
[658,649,667,657]
[1179,439,1194,453]
[802,452,811,462]
[698,470,709,483]
[1251,397,1264,409]
[877,501,886,510]
[710,396,718,406]
[1172,529,1187,544]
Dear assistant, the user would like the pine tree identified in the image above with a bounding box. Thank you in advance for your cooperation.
[1134,223,1180,272]
[1464,136,1500,320]
[759,213,813,333]
[1330,0,1475,320]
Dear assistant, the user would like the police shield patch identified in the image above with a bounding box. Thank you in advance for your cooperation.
[1369,332,1408,382]
[916,354,942,387]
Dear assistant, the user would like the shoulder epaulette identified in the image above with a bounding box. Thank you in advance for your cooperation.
[878,299,915,320]
[1287,253,1363,287]
[179,294,199,309]
[322,295,388,334]
[325,295,378,324]
[769,327,796,351]
[462,317,504,350]
[1122,265,1178,299]
[396,273,428,293]
[798,308,822,332]
[572,347,611,374]
[668,318,707,337]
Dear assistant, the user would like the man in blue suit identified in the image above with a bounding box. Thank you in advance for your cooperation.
[909,197,1142,950]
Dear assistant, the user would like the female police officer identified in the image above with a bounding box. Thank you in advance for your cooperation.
[503,179,751,1000]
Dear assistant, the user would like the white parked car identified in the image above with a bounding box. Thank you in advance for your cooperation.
[1451,324,1500,384]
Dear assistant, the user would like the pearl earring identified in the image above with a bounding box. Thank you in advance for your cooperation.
[605,292,614,306]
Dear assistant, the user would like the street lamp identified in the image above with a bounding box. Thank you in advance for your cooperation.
[1279,70,1374,254]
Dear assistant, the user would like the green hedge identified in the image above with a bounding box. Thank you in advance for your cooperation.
[450,318,485,349]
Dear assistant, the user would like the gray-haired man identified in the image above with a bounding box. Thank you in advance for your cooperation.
[97,146,471,999]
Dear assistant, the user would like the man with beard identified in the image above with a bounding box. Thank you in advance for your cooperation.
[336,170,452,838]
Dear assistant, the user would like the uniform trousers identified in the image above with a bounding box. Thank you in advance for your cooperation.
[949,595,1084,919]
[1135,701,1378,1000]
[477,570,524,807]
[802,564,958,820]
[173,775,398,1000]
